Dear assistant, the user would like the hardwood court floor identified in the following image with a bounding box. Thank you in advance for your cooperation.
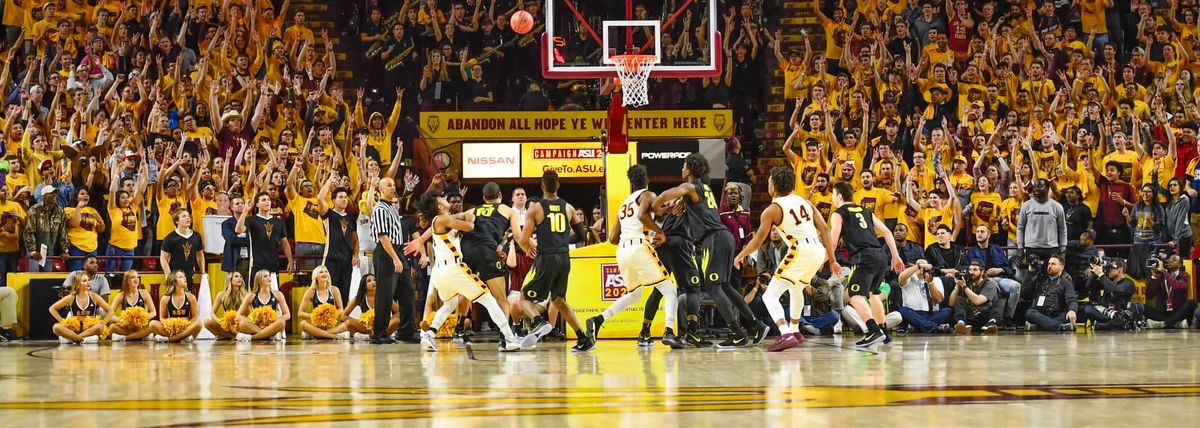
[1,332,1198,427]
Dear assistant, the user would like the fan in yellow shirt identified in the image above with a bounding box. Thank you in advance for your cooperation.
[970,177,1004,236]
[65,189,106,260]
[354,87,405,166]
[783,128,828,196]
[906,173,961,246]
[286,162,327,269]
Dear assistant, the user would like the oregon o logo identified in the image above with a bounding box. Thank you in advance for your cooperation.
[689,276,700,284]
[526,290,537,298]
[709,273,719,282]
[850,284,861,292]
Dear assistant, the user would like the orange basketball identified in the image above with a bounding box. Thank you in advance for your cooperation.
[510,11,534,35]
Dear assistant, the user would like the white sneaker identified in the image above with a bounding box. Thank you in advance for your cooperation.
[353,333,370,341]
[81,336,99,344]
[336,331,351,340]
[155,334,169,343]
[273,332,285,342]
[420,330,438,352]
[182,336,194,343]
[111,333,126,342]
[302,332,312,340]
[236,333,253,342]
[1147,319,1166,329]
[833,320,843,334]
[59,337,75,345]
[1175,320,1191,329]
[500,336,521,352]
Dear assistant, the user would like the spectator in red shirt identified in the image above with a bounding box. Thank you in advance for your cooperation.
[720,183,752,254]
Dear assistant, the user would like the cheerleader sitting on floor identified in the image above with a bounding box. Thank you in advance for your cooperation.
[148,270,203,343]
[108,270,156,341]
[236,270,291,341]
[203,271,249,339]
[50,272,115,344]
[343,274,399,340]
[298,265,350,340]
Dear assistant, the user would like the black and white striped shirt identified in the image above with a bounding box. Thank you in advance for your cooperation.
[372,199,404,245]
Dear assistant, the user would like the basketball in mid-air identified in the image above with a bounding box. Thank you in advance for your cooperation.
[510,11,534,34]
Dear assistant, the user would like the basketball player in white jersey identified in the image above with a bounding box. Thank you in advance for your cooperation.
[734,167,838,352]
[415,190,521,352]
[581,165,682,350]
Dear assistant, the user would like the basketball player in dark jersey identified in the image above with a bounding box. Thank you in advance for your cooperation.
[516,171,591,351]
[828,182,905,347]
[635,199,704,348]
[653,154,768,349]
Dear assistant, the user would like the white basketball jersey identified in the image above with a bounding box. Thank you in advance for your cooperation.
[618,189,650,240]
[773,194,821,242]
[431,216,463,262]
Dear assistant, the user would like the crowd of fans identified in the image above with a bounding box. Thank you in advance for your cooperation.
[1,0,1200,341]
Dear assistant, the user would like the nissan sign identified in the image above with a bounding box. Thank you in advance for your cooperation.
[462,143,520,178]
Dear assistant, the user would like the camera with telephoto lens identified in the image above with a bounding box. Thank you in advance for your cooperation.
[1027,257,1047,273]
[954,271,968,282]
[1146,250,1169,270]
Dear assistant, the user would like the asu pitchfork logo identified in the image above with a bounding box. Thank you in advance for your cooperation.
[4,383,1199,425]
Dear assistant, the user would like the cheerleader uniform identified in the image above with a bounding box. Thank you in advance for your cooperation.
[70,295,96,317]
[165,295,193,319]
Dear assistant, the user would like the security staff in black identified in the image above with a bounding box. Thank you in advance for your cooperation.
[516,171,591,352]
[829,181,906,348]
[654,154,761,349]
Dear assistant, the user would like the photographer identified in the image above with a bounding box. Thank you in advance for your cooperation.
[967,226,1022,326]
[1017,179,1067,267]
[1144,255,1197,329]
[948,262,1001,334]
[1080,259,1136,330]
[893,259,952,334]
[1024,255,1079,332]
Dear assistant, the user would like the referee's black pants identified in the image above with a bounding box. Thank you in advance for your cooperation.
[373,251,416,340]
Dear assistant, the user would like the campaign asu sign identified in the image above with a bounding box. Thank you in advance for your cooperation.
[601,263,627,301]
[521,142,606,178]
[420,110,734,141]
[461,143,520,178]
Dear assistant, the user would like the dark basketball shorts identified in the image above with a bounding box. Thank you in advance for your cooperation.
[695,230,735,290]
[846,248,888,297]
[462,242,507,282]
[660,236,701,293]
[521,253,571,301]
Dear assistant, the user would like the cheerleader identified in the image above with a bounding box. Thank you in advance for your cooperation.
[236,270,291,341]
[108,270,156,341]
[49,272,114,344]
[342,273,399,340]
[148,270,202,342]
[298,265,350,340]
[203,271,249,339]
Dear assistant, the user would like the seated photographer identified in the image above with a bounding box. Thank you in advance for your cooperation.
[1080,259,1137,330]
[967,226,1022,325]
[892,259,952,334]
[1144,255,1197,329]
[948,262,1001,334]
[801,274,846,336]
[925,225,968,282]
[1024,255,1079,332]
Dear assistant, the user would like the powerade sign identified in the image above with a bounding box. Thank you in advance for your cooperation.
[636,140,726,179]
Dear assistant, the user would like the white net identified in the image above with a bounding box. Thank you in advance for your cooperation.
[613,55,656,107]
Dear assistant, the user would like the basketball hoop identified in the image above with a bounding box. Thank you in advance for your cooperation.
[611,54,656,107]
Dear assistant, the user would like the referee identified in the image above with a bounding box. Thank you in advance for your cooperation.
[371,178,417,344]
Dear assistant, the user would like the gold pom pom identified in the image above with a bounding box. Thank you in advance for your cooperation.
[80,316,100,332]
[311,304,339,330]
[162,317,191,336]
[219,311,239,333]
[359,310,375,335]
[63,316,84,333]
[98,325,111,340]
[249,306,279,328]
[121,307,151,330]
